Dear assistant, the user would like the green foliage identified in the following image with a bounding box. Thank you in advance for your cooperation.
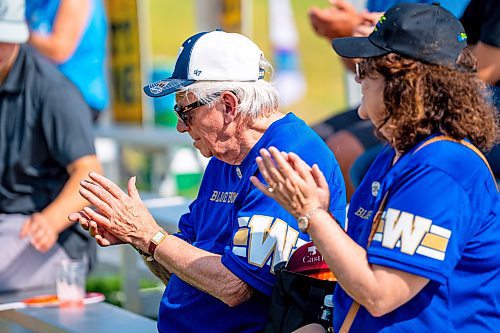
[86,275,160,307]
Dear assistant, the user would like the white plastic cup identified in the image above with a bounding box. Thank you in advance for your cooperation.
[56,260,86,308]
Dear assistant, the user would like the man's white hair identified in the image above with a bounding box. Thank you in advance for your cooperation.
[178,57,279,118]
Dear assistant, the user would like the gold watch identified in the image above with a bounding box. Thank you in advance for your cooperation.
[148,230,168,257]
[297,207,323,233]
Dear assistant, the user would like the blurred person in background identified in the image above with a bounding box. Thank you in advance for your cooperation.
[461,0,500,180]
[69,31,346,332]
[26,0,109,122]
[0,0,101,292]
[253,3,499,332]
[309,0,470,199]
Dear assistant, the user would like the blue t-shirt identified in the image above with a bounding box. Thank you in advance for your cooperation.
[26,0,109,111]
[158,113,346,333]
[367,0,469,18]
[334,136,499,332]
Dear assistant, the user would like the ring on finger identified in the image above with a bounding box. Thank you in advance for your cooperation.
[268,183,278,193]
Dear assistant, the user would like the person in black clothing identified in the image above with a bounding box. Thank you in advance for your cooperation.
[461,0,500,178]
[0,0,101,292]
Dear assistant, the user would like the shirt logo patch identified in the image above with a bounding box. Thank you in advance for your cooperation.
[236,167,242,179]
[232,215,307,273]
[372,208,451,261]
[209,191,238,203]
[371,181,380,197]
[354,206,373,220]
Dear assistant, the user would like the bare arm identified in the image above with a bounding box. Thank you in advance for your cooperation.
[472,42,500,84]
[250,147,429,317]
[29,0,91,63]
[308,0,361,40]
[306,210,428,317]
[142,256,172,285]
[21,155,102,252]
[153,235,254,307]
[76,173,254,307]
[44,155,102,232]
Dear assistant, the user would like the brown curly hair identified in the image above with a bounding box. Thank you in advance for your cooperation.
[359,48,499,153]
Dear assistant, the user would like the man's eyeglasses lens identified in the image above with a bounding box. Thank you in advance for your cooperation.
[174,100,206,125]
[174,93,224,125]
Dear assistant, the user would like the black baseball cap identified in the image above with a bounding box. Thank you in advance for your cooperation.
[332,3,468,68]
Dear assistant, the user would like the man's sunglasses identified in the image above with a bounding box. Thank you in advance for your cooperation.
[173,92,223,125]
[174,99,210,126]
[174,92,237,126]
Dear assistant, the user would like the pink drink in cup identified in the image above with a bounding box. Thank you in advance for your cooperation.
[56,260,86,308]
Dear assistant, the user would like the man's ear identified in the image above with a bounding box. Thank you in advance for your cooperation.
[221,91,239,124]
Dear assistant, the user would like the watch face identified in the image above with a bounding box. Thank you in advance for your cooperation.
[152,231,165,244]
[298,217,308,232]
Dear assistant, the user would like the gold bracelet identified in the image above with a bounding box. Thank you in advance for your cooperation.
[297,207,323,233]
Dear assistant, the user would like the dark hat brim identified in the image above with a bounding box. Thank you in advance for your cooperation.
[332,36,390,59]
[143,78,196,97]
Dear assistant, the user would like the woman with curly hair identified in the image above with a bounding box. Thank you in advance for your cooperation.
[251,3,499,332]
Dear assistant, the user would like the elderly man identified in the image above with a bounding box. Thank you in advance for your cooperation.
[0,0,101,292]
[70,30,346,332]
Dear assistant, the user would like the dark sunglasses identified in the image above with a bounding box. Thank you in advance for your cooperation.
[174,91,238,126]
[174,99,209,126]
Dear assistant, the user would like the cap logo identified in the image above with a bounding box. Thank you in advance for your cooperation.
[193,69,202,76]
[457,32,467,42]
[374,15,387,32]
[258,68,265,79]
[148,82,165,95]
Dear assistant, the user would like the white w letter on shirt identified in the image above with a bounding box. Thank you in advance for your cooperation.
[382,209,432,255]
[247,215,299,272]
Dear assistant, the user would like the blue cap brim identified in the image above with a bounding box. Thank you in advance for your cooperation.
[332,36,389,59]
[143,78,196,97]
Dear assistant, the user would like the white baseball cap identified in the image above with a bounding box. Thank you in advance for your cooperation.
[144,30,265,97]
[0,0,29,43]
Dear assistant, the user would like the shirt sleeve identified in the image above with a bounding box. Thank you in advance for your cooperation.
[221,173,311,296]
[174,201,197,243]
[367,165,470,284]
[41,81,95,167]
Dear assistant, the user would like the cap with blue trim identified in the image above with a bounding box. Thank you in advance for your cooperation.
[144,30,265,97]
[332,3,468,68]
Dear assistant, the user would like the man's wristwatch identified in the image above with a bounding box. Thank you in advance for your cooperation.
[148,230,168,257]
[297,207,323,233]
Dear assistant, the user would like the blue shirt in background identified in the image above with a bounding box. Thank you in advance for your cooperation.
[26,0,109,111]
[367,0,470,18]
